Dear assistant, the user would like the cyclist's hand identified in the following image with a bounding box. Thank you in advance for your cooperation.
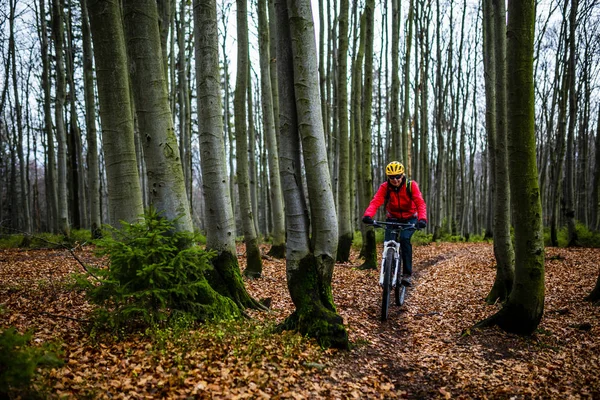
[416,219,427,229]
[362,216,374,225]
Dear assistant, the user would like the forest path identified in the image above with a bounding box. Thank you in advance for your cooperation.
[320,242,600,398]
[0,242,598,398]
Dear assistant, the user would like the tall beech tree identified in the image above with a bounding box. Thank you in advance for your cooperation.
[87,0,145,226]
[484,0,515,304]
[257,0,286,259]
[477,0,544,335]
[122,0,194,234]
[336,0,352,262]
[274,0,348,349]
[234,0,263,278]
[193,0,262,310]
[80,0,101,238]
[51,0,70,236]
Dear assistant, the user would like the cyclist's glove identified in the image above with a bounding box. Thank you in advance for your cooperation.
[416,219,427,229]
[362,215,374,225]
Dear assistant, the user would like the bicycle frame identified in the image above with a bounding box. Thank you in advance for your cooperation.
[380,240,401,288]
[373,220,417,289]
[371,220,417,320]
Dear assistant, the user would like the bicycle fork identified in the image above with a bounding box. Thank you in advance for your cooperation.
[380,240,401,288]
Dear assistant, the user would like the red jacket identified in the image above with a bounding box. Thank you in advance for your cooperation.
[364,179,427,221]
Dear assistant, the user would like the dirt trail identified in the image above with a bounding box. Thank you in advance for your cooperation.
[324,242,600,398]
[1,242,599,398]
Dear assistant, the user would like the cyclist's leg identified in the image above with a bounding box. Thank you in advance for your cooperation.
[400,217,418,276]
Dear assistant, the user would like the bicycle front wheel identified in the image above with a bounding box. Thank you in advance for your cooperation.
[395,254,405,306]
[381,250,394,321]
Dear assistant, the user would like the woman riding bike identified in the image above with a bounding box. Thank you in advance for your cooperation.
[362,161,428,286]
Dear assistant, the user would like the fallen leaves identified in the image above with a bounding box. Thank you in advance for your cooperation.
[1,243,599,398]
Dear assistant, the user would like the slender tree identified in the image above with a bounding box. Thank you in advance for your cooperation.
[477,0,544,334]
[38,0,58,233]
[257,0,286,258]
[87,0,145,226]
[81,0,101,238]
[336,0,352,262]
[122,0,193,233]
[9,0,31,233]
[51,0,70,236]
[564,0,578,246]
[234,0,263,278]
[274,0,348,349]
[193,0,263,309]
[485,0,515,304]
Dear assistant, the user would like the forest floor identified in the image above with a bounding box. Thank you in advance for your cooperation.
[1,241,599,399]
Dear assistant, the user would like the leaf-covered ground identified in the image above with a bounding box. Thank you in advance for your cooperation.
[1,242,599,398]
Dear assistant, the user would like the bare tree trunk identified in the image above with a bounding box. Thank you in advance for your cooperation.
[38,0,58,233]
[336,0,352,262]
[486,0,515,304]
[274,0,348,349]
[477,0,544,335]
[402,0,414,171]
[390,0,400,160]
[193,0,262,310]
[564,0,578,246]
[65,2,86,230]
[51,0,70,237]
[9,0,32,233]
[234,0,263,278]
[81,0,101,238]
[257,0,286,258]
[87,0,145,226]
[122,0,193,234]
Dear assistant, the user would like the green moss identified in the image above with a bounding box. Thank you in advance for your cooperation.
[208,250,261,310]
[280,254,349,349]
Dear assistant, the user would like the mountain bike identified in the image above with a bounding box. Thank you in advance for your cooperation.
[371,220,417,321]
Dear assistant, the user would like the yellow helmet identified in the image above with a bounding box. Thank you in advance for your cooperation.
[386,161,404,176]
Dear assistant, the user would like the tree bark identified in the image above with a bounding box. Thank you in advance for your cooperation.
[274,0,348,349]
[234,0,263,278]
[486,0,515,304]
[564,0,578,246]
[81,0,102,238]
[87,0,145,226]
[477,0,545,335]
[122,0,193,233]
[257,0,286,259]
[193,0,261,310]
[51,0,70,237]
[336,0,352,262]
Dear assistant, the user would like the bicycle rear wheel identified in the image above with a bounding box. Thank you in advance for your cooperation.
[381,250,394,321]
[395,254,405,306]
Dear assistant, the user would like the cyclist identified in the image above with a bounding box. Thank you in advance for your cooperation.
[362,161,428,286]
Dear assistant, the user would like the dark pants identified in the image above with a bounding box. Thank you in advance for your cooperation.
[384,217,417,275]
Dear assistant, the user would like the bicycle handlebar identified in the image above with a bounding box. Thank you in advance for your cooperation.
[369,220,418,231]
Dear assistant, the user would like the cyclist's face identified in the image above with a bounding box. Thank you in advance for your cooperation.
[388,174,403,187]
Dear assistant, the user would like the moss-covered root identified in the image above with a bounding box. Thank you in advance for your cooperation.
[358,229,377,270]
[336,232,353,263]
[281,254,349,349]
[267,243,286,259]
[280,307,349,350]
[485,267,513,305]
[243,238,263,279]
[474,301,543,335]
[192,281,241,321]
[208,250,267,311]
